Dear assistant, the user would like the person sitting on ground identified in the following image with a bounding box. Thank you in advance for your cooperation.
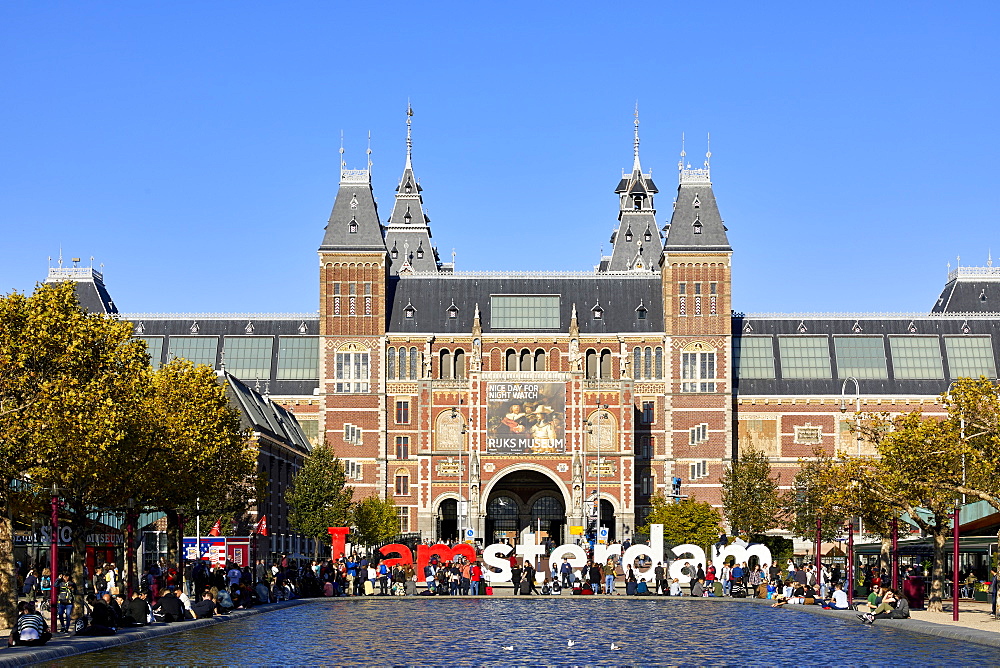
[75,594,117,636]
[123,591,151,626]
[580,582,594,595]
[669,578,682,597]
[216,587,234,613]
[859,588,910,624]
[153,586,184,623]
[191,591,216,619]
[827,583,851,610]
[635,578,651,596]
[8,601,51,647]
[866,584,885,612]
[691,577,705,597]
[771,583,807,607]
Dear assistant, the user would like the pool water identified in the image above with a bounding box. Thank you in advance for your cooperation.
[44,598,1000,666]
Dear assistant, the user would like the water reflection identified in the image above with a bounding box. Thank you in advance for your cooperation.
[46,598,1000,667]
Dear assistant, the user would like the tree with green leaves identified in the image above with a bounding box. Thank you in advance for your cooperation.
[0,282,151,626]
[781,450,849,544]
[287,444,354,559]
[721,446,780,538]
[136,358,256,581]
[638,494,720,551]
[351,495,399,548]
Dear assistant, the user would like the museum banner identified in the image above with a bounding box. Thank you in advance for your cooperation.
[486,382,565,454]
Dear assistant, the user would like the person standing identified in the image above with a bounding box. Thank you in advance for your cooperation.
[559,559,573,589]
[510,562,523,595]
[654,562,666,595]
[989,567,999,619]
[56,574,76,633]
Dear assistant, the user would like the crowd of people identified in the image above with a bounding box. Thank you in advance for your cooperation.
[8,555,308,648]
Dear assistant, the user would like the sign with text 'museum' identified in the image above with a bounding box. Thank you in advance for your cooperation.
[486,381,565,454]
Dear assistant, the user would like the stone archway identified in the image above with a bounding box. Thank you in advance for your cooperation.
[483,467,569,544]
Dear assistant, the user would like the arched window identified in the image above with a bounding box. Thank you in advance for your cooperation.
[409,347,418,380]
[394,469,410,496]
[440,349,453,379]
[534,348,546,371]
[506,349,517,372]
[454,349,465,378]
[585,349,598,379]
[387,348,395,379]
[654,347,663,378]
[600,349,612,379]
[398,347,408,380]
[644,346,652,379]
[633,347,642,379]
[520,349,532,371]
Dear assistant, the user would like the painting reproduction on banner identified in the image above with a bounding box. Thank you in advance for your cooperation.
[486,382,565,454]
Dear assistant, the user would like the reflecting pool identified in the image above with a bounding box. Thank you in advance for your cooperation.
[46,598,1000,666]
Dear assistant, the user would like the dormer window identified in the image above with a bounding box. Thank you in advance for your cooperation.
[636,304,647,320]
[349,219,358,234]
[693,222,702,235]
[447,302,459,319]
[624,227,633,243]
[592,304,604,320]
[644,228,652,242]
[416,245,424,259]
[693,195,701,208]
[405,182,412,194]
[404,209,412,224]
[404,303,415,319]
[391,244,398,259]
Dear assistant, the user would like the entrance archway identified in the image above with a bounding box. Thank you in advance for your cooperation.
[484,468,568,544]
[437,498,458,542]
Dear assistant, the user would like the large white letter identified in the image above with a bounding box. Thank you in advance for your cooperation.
[669,544,706,581]
[516,543,547,582]
[483,543,513,582]
[593,543,622,567]
[549,543,588,581]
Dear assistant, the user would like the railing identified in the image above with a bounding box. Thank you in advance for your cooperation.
[118,312,318,320]
[404,269,659,278]
[680,167,711,184]
[734,311,997,319]
[46,267,103,282]
[340,169,369,184]
[948,266,1000,282]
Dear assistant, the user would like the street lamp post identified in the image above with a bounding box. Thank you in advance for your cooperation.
[891,516,899,591]
[847,519,855,605]
[840,377,861,456]
[953,503,960,622]
[126,498,136,598]
[815,517,822,584]
[49,484,59,634]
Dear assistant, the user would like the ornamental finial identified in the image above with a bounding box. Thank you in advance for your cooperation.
[678,132,686,172]
[633,101,641,172]
[366,131,372,174]
[704,132,712,170]
[406,100,414,169]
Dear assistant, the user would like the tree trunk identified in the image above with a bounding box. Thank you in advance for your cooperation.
[879,536,891,573]
[928,528,947,613]
[164,507,179,576]
[0,502,18,628]
[69,503,89,625]
[313,535,320,561]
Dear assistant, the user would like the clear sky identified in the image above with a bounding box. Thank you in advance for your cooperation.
[1,2,998,315]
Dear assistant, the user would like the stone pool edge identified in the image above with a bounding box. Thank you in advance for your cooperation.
[0,599,307,667]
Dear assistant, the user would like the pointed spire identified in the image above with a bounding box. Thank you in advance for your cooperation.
[366,131,373,174]
[704,132,712,170]
[632,101,641,172]
[339,130,345,180]
[678,132,686,172]
[405,101,414,170]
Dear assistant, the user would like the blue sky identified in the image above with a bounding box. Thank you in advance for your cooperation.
[1,2,998,314]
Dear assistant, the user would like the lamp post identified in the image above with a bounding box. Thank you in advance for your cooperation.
[953,502,960,622]
[815,517,822,584]
[946,382,967,504]
[126,498,136,598]
[846,519,855,605]
[891,516,899,591]
[840,377,861,456]
[49,484,60,634]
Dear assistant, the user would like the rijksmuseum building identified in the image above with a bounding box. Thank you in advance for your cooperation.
[53,115,1000,547]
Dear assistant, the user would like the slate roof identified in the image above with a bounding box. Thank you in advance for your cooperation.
[732,314,1000,396]
[386,274,663,334]
[319,179,386,253]
[44,267,118,314]
[931,268,1000,313]
[384,162,440,274]
[223,371,312,454]
[664,180,731,252]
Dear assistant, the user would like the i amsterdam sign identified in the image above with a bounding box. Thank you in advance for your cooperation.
[327,525,773,583]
